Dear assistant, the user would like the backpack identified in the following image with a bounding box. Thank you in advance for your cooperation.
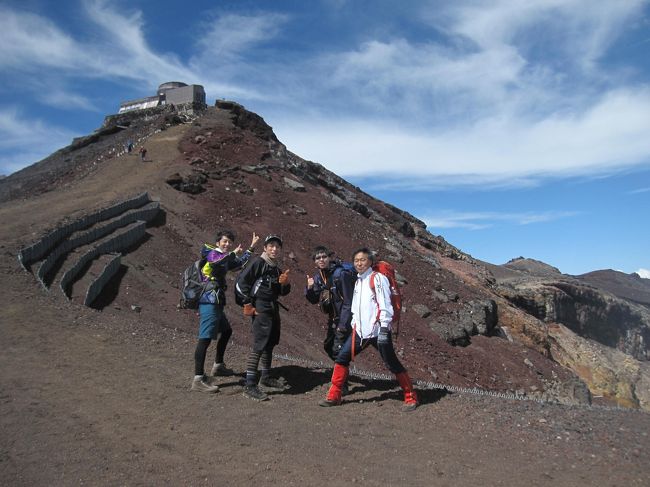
[369,260,403,337]
[318,262,356,316]
[234,283,247,307]
[234,260,265,306]
[180,258,212,309]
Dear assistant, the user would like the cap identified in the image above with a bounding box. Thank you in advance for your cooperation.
[264,234,283,247]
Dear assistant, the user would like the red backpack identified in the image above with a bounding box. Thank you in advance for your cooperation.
[369,260,402,337]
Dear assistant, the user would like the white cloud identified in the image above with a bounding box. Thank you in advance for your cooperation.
[629,187,650,194]
[276,86,650,187]
[429,0,647,66]
[80,0,196,84]
[268,2,650,187]
[189,11,290,100]
[0,2,262,111]
[0,7,83,70]
[0,3,184,95]
[636,268,650,279]
[0,108,77,174]
[419,209,579,230]
[38,90,98,111]
[194,13,289,61]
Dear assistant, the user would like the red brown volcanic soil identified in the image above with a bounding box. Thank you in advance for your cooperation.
[1,106,649,485]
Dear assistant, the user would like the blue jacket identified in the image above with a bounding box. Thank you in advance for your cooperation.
[305,262,355,330]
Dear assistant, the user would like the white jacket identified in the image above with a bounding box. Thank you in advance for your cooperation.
[351,267,394,339]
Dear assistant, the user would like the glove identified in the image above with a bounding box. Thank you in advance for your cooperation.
[377,327,390,345]
[243,303,257,316]
[334,327,348,341]
[278,269,290,285]
[333,328,348,354]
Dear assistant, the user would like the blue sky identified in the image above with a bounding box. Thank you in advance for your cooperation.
[1,0,649,276]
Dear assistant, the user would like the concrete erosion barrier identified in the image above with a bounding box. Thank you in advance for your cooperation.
[84,253,122,307]
[60,221,147,298]
[36,201,160,288]
[18,192,151,269]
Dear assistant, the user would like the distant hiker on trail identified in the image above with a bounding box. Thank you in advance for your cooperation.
[235,235,291,401]
[305,246,354,362]
[319,247,418,411]
[126,140,134,153]
[191,230,259,393]
[139,146,147,161]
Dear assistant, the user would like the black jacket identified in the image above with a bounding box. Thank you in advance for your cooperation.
[235,256,291,304]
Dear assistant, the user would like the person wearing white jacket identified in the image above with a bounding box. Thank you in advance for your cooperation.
[319,247,418,411]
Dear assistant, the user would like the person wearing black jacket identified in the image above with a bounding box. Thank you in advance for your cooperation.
[305,246,355,361]
[235,235,291,401]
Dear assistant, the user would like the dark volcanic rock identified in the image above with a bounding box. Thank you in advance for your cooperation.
[166,172,207,194]
[283,177,306,192]
[429,299,498,346]
[411,304,432,319]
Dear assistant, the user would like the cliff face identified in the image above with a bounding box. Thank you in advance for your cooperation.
[495,274,650,361]
[3,102,649,410]
[548,323,650,410]
[490,258,650,408]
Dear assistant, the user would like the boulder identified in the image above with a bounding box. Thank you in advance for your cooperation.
[411,304,431,319]
[166,172,207,194]
[283,177,306,192]
[429,299,498,346]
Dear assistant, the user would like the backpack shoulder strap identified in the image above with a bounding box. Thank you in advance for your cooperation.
[319,269,329,288]
[368,271,381,324]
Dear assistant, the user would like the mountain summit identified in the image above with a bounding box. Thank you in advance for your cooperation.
[2,99,650,485]
[1,100,649,412]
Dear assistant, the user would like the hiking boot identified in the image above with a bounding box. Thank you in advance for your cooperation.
[401,401,418,412]
[242,385,269,402]
[211,363,234,377]
[191,376,220,393]
[396,371,419,412]
[322,363,349,406]
[318,398,341,407]
[259,376,286,390]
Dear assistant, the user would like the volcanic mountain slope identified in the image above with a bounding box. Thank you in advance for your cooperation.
[0,101,648,413]
[2,101,650,486]
[0,103,575,400]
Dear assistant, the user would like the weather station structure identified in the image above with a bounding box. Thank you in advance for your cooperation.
[118,82,206,113]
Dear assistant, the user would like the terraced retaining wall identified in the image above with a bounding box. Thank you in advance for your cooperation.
[18,192,151,269]
[60,221,147,298]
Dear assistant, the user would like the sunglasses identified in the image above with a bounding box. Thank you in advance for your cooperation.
[314,255,329,260]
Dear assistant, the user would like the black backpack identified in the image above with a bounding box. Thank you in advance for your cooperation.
[318,262,356,315]
[234,260,269,306]
[180,258,212,309]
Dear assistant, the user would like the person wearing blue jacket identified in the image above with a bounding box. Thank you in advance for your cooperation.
[305,246,355,361]
[319,248,418,411]
[191,230,259,393]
